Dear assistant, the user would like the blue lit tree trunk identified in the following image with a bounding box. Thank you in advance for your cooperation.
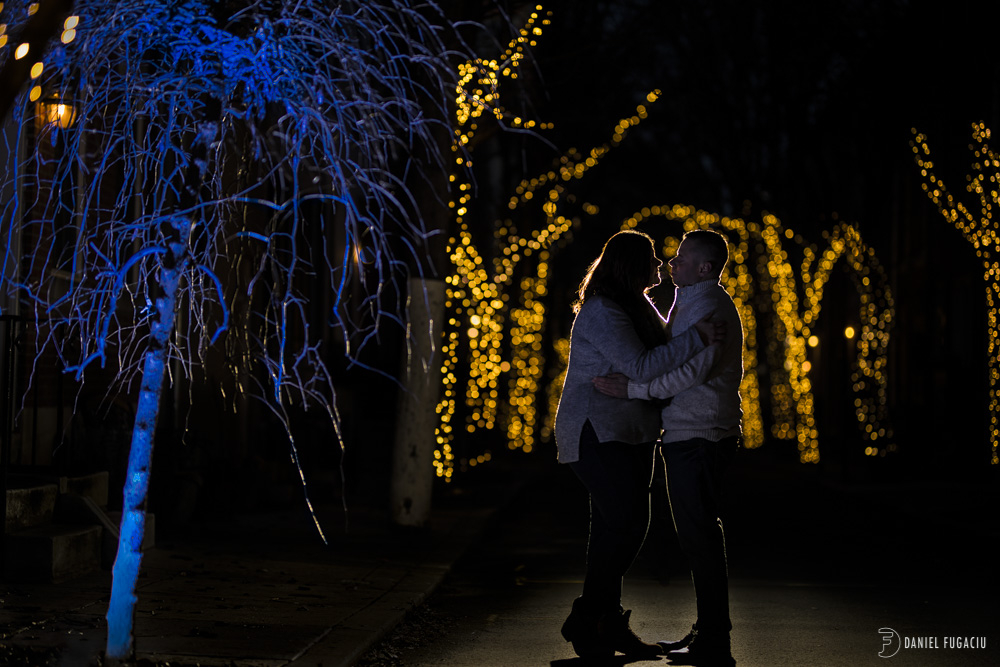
[106,224,189,659]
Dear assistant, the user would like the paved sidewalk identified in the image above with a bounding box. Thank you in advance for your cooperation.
[0,481,514,667]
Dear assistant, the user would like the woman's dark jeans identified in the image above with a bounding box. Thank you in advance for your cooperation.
[568,421,655,610]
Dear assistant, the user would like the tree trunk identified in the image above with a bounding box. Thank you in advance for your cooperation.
[390,277,445,527]
[105,234,189,659]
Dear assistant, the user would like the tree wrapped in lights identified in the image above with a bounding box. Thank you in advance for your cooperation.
[436,5,556,479]
[437,3,898,473]
[442,63,894,471]
[911,124,1000,465]
[0,0,478,658]
[434,6,663,477]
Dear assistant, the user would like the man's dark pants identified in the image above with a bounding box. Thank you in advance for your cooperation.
[660,436,740,635]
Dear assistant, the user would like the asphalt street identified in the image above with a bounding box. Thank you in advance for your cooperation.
[365,447,998,667]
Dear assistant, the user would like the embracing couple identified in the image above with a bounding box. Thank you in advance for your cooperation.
[554,229,743,667]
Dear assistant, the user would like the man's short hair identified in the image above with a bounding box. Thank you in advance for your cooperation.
[683,229,729,275]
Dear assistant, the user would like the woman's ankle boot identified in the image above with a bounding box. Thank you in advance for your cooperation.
[561,597,614,659]
[597,607,661,657]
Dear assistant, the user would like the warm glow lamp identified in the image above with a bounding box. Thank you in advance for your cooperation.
[39,96,75,128]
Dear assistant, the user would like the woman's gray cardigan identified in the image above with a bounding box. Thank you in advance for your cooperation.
[554,295,704,463]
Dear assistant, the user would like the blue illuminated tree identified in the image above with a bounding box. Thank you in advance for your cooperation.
[0,0,483,659]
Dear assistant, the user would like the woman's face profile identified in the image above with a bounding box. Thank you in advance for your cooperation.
[648,251,663,288]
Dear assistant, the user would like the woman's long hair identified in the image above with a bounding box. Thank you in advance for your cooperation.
[574,231,669,348]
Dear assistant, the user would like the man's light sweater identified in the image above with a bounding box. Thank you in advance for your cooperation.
[554,295,705,463]
[628,280,743,443]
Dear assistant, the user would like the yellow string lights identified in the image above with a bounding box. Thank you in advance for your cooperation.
[911,124,1000,464]
[435,3,668,478]
[621,206,895,462]
[436,5,553,480]
[435,6,894,475]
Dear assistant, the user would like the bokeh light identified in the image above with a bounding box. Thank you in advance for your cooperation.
[435,5,897,476]
[912,124,1000,464]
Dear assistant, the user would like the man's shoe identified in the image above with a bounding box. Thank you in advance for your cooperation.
[658,629,696,653]
[667,632,734,666]
[597,608,662,658]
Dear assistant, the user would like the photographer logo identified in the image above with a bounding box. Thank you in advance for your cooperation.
[879,628,901,658]
[878,628,987,658]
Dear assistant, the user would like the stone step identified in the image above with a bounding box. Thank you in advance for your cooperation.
[57,495,149,569]
[4,482,59,533]
[4,471,110,532]
[60,471,110,508]
[3,523,102,583]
